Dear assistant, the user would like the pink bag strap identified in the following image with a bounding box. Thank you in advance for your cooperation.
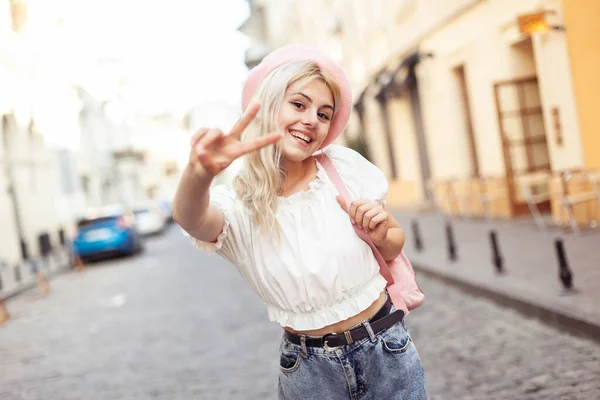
[315,153,395,286]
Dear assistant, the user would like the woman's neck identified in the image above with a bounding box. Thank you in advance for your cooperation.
[279,156,317,196]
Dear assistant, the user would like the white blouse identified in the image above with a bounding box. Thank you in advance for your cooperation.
[185,144,389,330]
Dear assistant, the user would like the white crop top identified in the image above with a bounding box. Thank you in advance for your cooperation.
[184,145,389,330]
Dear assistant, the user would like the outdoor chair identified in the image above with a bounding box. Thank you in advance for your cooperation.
[428,179,460,217]
[558,170,600,234]
[516,171,552,230]
[587,170,600,200]
[478,176,509,221]
[451,179,482,218]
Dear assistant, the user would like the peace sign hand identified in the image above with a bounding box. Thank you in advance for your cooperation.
[188,103,283,177]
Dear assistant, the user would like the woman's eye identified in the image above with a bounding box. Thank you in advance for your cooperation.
[291,101,304,109]
[318,112,330,121]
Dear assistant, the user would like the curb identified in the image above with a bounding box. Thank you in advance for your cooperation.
[0,262,71,303]
[412,262,600,345]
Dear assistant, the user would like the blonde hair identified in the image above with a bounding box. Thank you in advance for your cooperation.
[233,60,342,234]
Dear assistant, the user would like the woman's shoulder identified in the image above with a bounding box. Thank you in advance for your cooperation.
[320,144,388,201]
[323,143,364,162]
[322,144,380,177]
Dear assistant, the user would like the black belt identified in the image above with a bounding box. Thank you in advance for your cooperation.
[284,296,404,351]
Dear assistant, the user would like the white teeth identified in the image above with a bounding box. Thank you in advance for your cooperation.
[291,131,311,143]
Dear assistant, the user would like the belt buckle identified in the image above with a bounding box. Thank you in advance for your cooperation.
[322,333,343,352]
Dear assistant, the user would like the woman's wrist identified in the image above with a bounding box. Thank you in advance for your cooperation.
[374,227,405,261]
[186,162,214,185]
[372,231,390,248]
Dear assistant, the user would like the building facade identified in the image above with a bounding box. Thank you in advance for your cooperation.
[241,0,599,225]
[1,0,68,264]
[1,0,142,264]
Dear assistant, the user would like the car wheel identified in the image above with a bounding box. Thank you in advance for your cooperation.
[134,239,144,255]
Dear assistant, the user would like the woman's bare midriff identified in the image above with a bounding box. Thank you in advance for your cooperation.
[283,290,388,337]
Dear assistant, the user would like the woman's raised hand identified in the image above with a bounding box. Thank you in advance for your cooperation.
[188,103,283,177]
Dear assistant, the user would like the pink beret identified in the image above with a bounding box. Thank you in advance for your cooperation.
[241,44,352,149]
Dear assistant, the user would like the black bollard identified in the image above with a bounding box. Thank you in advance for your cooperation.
[555,239,574,290]
[446,221,457,261]
[411,219,423,252]
[489,230,504,274]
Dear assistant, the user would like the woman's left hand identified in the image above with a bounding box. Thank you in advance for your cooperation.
[336,196,389,246]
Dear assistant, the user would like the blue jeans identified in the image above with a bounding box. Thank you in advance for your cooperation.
[278,307,428,399]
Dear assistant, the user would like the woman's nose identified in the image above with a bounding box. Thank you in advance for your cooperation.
[301,112,318,127]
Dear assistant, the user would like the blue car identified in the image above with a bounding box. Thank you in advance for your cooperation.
[73,210,143,261]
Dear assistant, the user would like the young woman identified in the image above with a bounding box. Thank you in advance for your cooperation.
[173,45,428,399]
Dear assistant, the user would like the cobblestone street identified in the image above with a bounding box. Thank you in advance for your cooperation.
[1,225,599,400]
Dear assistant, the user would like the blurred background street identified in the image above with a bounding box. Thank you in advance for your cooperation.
[2,225,600,400]
[2,0,600,399]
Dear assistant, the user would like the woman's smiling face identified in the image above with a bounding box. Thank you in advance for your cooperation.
[277,78,334,163]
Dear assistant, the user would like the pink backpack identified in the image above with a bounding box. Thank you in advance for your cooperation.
[316,153,424,315]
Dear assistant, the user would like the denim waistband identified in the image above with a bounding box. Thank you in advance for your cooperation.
[281,294,397,357]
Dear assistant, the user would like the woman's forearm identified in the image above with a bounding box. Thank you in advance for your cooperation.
[375,227,405,262]
[172,163,214,232]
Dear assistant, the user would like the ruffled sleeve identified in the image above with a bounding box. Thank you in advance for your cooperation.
[323,144,388,201]
[181,184,241,262]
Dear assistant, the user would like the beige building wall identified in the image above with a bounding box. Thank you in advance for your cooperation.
[362,95,391,177]
[1,115,63,264]
[388,97,420,181]
[417,0,583,181]
[531,24,583,171]
[0,0,85,263]
[0,118,22,264]
[386,96,422,204]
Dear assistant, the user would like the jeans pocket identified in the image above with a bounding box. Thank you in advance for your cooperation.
[279,350,302,374]
[379,322,412,354]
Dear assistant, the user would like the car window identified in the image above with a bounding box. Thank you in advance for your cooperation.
[77,217,117,228]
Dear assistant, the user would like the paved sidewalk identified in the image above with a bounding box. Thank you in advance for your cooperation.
[0,250,71,301]
[392,209,600,342]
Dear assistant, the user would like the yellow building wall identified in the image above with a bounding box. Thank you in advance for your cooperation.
[417,0,583,182]
[563,0,600,171]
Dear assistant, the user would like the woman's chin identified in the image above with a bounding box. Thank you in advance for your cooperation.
[281,147,314,163]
